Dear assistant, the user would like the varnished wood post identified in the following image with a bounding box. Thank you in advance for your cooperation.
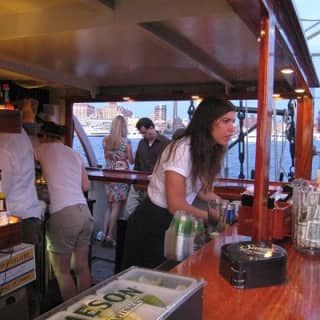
[252,10,275,242]
[64,97,74,147]
[295,96,314,179]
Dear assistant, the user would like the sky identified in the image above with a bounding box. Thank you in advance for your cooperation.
[91,1,320,120]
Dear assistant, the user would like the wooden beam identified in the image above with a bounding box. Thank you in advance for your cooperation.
[97,0,115,10]
[141,21,232,88]
[0,0,230,40]
[64,98,74,148]
[0,56,96,93]
[0,1,113,40]
[251,10,275,243]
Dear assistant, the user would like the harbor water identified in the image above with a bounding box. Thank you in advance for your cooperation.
[73,136,320,181]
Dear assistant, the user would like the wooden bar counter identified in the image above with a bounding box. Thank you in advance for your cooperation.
[86,168,286,200]
[86,167,150,187]
[170,226,320,320]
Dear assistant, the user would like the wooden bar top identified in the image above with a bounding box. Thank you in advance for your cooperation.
[86,169,287,200]
[86,167,150,185]
[170,226,320,320]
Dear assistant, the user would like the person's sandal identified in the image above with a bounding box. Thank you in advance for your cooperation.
[102,237,116,247]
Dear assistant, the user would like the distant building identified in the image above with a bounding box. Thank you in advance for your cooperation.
[100,103,123,119]
[172,101,179,132]
[98,103,133,120]
[73,103,95,120]
[154,104,167,133]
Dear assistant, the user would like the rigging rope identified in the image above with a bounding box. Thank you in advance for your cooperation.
[279,110,288,181]
[272,102,279,180]
[187,100,195,120]
[237,100,245,179]
[245,101,250,179]
[286,99,296,181]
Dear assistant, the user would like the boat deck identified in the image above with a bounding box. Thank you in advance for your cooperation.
[41,241,116,313]
[91,240,116,285]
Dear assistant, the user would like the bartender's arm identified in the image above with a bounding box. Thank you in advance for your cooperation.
[165,171,216,221]
[197,189,221,201]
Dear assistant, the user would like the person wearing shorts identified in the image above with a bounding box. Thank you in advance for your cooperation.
[46,204,93,254]
[35,121,94,301]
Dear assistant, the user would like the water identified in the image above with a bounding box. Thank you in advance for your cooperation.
[73,136,140,168]
[73,136,320,181]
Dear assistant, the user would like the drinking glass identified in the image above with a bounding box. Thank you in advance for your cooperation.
[292,180,320,255]
[207,199,228,236]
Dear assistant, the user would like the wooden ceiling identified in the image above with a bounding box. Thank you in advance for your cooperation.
[0,0,318,100]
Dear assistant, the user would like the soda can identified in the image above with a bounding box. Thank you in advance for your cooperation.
[226,204,236,225]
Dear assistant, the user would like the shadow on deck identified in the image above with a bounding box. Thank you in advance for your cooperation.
[91,240,116,285]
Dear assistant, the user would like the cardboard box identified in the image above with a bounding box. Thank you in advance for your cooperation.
[0,243,36,297]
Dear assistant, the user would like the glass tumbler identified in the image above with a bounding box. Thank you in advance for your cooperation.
[292,180,320,255]
[207,199,228,236]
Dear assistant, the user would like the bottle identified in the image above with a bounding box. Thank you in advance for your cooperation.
[0,169,7,212]
[2,84,14,110]
[0,169,8,225]
[0,89,5,109]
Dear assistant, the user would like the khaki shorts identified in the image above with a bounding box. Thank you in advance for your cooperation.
[46,204,94,254]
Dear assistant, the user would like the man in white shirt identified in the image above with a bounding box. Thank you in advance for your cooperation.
[0,128,43,318]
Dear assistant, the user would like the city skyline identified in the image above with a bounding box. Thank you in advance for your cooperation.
[73,100,188,134]
[89,100,194,121]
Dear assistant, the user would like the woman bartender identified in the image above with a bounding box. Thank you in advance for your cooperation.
[122,96,236,269]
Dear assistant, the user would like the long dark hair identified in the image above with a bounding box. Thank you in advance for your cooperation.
[164,96,235,191]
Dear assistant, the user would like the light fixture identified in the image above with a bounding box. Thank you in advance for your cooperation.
[122,97,133,102]
[281,68,294,75]
[191,95,202,101]
[294,88,305,94]
[272,93,281,99]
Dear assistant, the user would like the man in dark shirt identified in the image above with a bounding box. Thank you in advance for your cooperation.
[125,117,170,216]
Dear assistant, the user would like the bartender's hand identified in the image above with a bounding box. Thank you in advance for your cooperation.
[207,206,219,224]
